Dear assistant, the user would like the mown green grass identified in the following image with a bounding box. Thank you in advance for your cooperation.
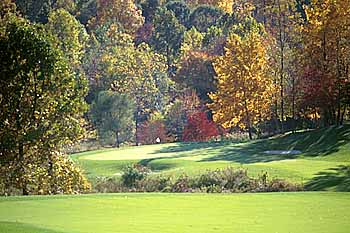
[72,125,350,190]
[1,192,350,233]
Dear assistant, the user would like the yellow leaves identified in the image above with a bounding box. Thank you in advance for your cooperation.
[0,149,91,195]
[217,0,233,14]
[209,30,273,131]
[303,0,350,82]
[187,0,233,14]
[180,27,204,59]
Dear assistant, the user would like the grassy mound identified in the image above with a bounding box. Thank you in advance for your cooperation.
[72,125,350,191]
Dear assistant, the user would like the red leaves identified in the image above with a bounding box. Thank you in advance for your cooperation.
[138,120,168,145]
[183,112,219,142]
[298,67,336,110]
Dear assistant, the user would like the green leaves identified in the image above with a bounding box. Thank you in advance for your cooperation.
[0,13,88,195]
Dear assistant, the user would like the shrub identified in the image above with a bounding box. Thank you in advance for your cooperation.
[136,176,171,192]
[49,152,91,194]
[121,164,151,187]
[264,179,303,192]
[171,174,194,192]
[195,168,254,192]
[0,151,91,195]
[90,165,303,193]
[94,177,126,193]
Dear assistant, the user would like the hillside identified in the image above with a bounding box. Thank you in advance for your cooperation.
[72,125,350,191]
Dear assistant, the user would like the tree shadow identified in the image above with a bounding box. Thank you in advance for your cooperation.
[203,125,350,163]
[200,139,298,163]
[305,165,350,191]
[0,221,63,233]
[138,157,177,171]
[151,125,350,164]
[152,141,232,154]
[138,153,193,172]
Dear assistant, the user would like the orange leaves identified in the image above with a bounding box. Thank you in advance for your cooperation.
[91,0,144,35]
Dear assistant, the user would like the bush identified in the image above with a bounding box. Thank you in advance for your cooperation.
[94,177,126,193]
[91,164,303,193]
[0,151,91,196]
[121,164,151,187]
[136,176,171,192]
[49,152,91,194]
[264,179,303,192]
[171,174,194,192]
[195,168,255,192]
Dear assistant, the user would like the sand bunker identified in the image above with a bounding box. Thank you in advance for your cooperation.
[263,150,302,155]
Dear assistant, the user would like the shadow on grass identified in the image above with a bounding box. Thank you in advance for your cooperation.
[0,221,63,233]
[138,151,200,171]
[138,157,178,171]
[152,125,350,164]
[305,165,350,191]
[152,141,232,154]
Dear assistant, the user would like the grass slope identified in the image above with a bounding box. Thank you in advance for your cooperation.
[72,125,350,191]
[1,193,350,233]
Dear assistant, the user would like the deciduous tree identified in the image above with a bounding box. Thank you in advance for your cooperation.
[138,112,168,145]
[90,91,134,148]
[165,90,200,140]
[303,0,350,126]
[175,51,216,104]
[0,14,88,194]
[183,111,219,142]
[209,30,274,139]
[90,0,144,35]
[151,7,186,76]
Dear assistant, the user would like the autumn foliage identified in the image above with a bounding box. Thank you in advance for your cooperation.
[138,112,168,145]
[90,0,144,34]
[183,112,219,142]
[298,67,336,117]
[138,120,168,145]
[209,30,274,139]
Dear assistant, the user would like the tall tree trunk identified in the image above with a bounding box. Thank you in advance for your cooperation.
[274,73,280,134]
[15,102,28,195]
[277,0,285,133]
[48,153,54,194]
[244,99,253,140]
[292,74,296,133]
[135,116,139,146]
[115,130,120,148]
[166,45,172,78]
[335,31,342,126]
[135,107,140,146]
[340,106,346,125]
[248,125,253,140]
[19,141,28,195]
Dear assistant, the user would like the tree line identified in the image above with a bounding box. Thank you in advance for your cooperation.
[1,0,349,194]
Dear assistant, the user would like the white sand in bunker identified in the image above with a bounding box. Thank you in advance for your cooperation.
[263,150,302,155]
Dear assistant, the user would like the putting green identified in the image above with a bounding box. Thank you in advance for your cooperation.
[78,143,184,160]
[1,193,350,233]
